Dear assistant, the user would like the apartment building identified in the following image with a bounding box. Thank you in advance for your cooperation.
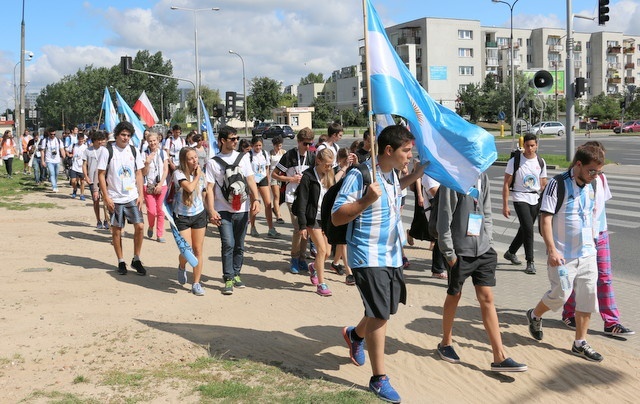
[296,17,639,113]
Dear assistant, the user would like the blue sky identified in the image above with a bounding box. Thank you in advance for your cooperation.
[2,0,639,112]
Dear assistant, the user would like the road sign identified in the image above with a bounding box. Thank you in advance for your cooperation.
[498,111,506,121]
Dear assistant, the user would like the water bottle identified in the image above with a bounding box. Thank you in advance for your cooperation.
[558,265,571,291]
[232,193,241,211]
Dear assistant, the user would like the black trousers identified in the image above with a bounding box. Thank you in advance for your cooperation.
[508,201,539,263]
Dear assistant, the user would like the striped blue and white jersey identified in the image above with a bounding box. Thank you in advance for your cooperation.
[540,169,596,259]
[333,161,405,269]
[172,169,206,217]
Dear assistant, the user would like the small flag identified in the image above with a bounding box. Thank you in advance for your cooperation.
[115,90,146,147]
[102,87,119,134]
[132,90,159,127]
[199,97,219,157]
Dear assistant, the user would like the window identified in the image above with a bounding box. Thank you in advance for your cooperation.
[459,84,469,92]
[459,66,474,76]
[497,37,509,47]
[586,41,590,49]
[458,30,473,40]
[458,48,473,57]
[586,56,591,65]
[526,38,531,46]
[527,54,532,63]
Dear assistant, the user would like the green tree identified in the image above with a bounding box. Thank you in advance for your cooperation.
[249,77,282,121]
[586,92,620,121]
[311,97,333,128]
[299,73,325,85]
[185,86,221,118]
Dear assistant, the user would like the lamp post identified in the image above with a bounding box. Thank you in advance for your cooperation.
[170,6,220,133]
[492,0,519,150]
[14,51,33,137]
[229,50,248,136]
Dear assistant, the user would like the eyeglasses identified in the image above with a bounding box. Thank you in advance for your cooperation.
[226,137,239,142]
[587,169,603,176]
[302,142,313,146]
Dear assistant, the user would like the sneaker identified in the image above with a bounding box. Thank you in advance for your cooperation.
[342,326,365,366]
[524,261,536,274]
[53,188,59,193]
[267,228,281,238]
[147,228,153,239]
[490,357,528,372]
[563,317,576,330]
[71,192,77,198]
[250,227,259,237]
[330,262,345,275]
[96,221,104,230]
[290,257,300,274]
[117,262,128,275]
[345,274,356,285]
[604,324,635,336]
[222,279,234,295]
[276,217,285,224]
[437,343,460,364]
[571,341,604,362]
[504,251,522,265]
[233,275,245,288]
[316,283,332,297]
[526,308,543,340]
[131,259,147,276]
[177,267,187,285]
[369,375,401,404]
[298,259,309,273]
[308,263,319,285]
[79,195,86,201]
[191,282,205,296]
[103,220,109,230]
[157,237,166,243]
[402,256,410,268]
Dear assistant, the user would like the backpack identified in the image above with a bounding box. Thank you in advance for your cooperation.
[427,188,442,241]
[105,142,138,175]
[249,149,268,163]
[509,149,545,190]
[537,172,597,234]
[213,152,248,206]
[320,163,371,245]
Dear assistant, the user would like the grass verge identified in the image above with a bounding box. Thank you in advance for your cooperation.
[0,159,59,210]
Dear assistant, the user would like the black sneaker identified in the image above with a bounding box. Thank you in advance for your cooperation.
[604,324,635,336]
[490,357,528,372]
[503,251,522,265]
[345,274,356,285]
[526,309,543,340]
[571,342,603,362]
[131,259,146,276]
[524,261,536,274]
[117,262,128,275]
[563,317,576,330]
[437,343,460,364]
[331,262,346,275]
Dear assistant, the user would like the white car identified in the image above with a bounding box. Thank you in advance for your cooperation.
[527,121,565,136]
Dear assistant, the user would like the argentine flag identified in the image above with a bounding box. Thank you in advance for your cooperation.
[102,87,119,135]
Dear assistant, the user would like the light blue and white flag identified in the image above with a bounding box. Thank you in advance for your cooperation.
[102,87,119,134]
[199,97,219,157]
[115,90,145,147]
[365,0,497,194]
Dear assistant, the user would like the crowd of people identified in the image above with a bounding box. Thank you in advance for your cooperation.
[7,120,635,404]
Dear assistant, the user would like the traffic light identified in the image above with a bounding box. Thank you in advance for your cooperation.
[225,91,237,118]
[598,0,610,25]
[120,56,132,75]
[620,100,626,109]
[575,77,586,98]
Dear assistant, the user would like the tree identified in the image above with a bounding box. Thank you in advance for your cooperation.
[249,77,282,121]
[311,97,333,128]
[299,73,325,85]
[185,86,221,118]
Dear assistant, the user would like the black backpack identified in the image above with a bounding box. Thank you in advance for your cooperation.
[105,142,138,177]
[213,153,248,204]
[320,164,371,245]
[537,172,597,234]
[509,149,545,190]
[427,187,442,241]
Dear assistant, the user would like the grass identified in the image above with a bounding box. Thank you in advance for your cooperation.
[0,159,59,210]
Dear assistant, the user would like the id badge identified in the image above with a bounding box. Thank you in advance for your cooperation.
[122,174,135,193]
[582,227,594,248]
[467,213,483,236]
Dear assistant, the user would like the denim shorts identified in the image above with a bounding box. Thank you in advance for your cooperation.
[110,199,144,227]
[173,209,207,231]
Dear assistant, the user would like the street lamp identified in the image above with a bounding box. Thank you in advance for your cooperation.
[492,0,519,150]
[170,6,220,133]
[13,51,33,137]
[229,50,248,136]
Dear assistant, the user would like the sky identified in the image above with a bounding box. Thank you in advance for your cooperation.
[2,0,639,114]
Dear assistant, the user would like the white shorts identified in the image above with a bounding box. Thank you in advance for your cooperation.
[541,255,598,313]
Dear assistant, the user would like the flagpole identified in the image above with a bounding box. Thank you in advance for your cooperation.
[362,0,377,180]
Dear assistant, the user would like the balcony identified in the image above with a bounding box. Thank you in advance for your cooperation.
[608,46,622,54]
[608,77,622,84]
[574,45,582,52]
[625,62,635,69]
[485,41,497,48]
[486,58,499,67]
[549,44,564,52]
[398,36,421,45]
[624,46,635,54]
[625,77,635,84]
[608,62,621,70]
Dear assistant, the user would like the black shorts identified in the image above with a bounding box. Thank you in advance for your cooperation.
[110,199,144,228]
[69,169,84,179]
[447,248,497,296]
[257,177,269,187]
[174,209,207,231]
[353,266,407,320]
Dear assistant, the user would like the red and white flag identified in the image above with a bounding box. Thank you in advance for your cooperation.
[132,90,159,127]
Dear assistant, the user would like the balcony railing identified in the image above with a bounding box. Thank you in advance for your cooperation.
[549,44,564,52]
[608,62,621,70]
[398,36,421,45]
[623,46,635,54]
[486,58,499,67]
[608,77,622,84]
[625,62,635,69]
[485,41,497,48]
[574,45,582,52]
[625,77,635,84]
[608,46,622,54]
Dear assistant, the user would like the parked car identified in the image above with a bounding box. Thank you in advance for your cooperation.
[262,125,295,139]
[251,122,273,137]
[527,121,566,136]
[613,120,640,133]
[598,120,620,130]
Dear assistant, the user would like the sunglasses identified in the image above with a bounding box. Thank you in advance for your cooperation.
[226,137,239,142]
[587,169,603,176]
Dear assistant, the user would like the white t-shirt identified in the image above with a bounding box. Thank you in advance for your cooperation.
[594,174,612,233]
[83,146,104,185]
[250,150,269,183]
[421,174,440,210]
[205,151,254,213]
[97,144,145,204]
[69,143,87,173]
[41,136,63,164]
[505,154,547,205]
[316,142,339,167]
[163,136,184,166]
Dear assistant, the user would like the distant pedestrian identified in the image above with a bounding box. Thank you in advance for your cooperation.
[83,130,108,229]
[68,133,88,200]
[269,135,286,224]
[247,136,280,238]
[1,130,17,178]
[163,125,184,174]
[27,132,42,184]
[40,128,66,192]
[141,132,169,242]
[21,130,32,175]
[97,121,147,276]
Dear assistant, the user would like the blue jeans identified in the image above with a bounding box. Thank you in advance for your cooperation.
[218,211,249,280]
[33,160,42,183]
[47,162,59,190]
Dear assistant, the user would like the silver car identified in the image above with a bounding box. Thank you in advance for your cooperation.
[527,121,565,136]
